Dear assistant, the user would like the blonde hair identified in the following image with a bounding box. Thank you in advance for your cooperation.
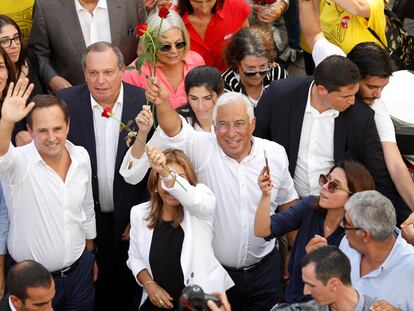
[137,10,190,57]
[146,149,198,229]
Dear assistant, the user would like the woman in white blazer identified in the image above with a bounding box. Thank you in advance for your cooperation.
[127,147,234,310]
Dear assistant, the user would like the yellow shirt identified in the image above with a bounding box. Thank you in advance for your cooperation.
[302,0,387,54]
[0,0,35,40]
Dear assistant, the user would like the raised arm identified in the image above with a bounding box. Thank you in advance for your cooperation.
[255,166,273,237]
[299,0,324,51]
[0,79,34,156]
[146,77,181,137]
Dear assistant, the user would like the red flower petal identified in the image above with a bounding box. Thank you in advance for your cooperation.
[135,23,148,37]
[267,0,277,4]
[158,7,170,19]
[101,107,112,118]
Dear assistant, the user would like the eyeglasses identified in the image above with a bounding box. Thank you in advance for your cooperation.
[159,41,187,52]
[0,34,22,48]
[215,121,248,133]
[243,69,270,77]
[341,216,363,231]
[319,174,353,194]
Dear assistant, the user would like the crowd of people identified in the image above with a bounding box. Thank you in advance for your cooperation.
[0,0,414,311]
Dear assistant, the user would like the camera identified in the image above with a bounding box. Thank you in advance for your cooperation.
[270,301,320,311]
[179,285,221,311]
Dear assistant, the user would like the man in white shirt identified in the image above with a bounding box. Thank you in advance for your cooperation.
[57,41,148,310]
[0,260,55,311]
[0,80,96,310]
[340,190,414,310]
[145,86,299,310]
[28,0,147,93]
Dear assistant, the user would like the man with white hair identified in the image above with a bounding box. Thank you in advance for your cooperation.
[145,83,299,310]
[340,190,414,310]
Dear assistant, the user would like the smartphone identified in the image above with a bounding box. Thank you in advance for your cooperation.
[264,150,270,176]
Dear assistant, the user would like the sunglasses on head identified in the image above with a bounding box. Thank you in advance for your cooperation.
[159,41,187,52]
[243,69,270,77]
[318,174,353,194]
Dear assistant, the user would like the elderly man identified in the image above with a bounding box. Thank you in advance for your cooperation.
[28,0,147,93]
[301,246,375,311]
[340,190,414,310]
[58,41,147,310]
[0,82,96,310]
[0,260,54,311]
[145,83,299,310]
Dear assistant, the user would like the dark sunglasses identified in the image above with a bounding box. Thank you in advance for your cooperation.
[159,41,187,52]
[243,69,270,77]
[341,216,363,231]
[318,174,353,194]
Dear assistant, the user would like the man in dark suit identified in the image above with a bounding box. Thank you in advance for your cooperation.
[0,260,54,311]
[254,55,411,225]
[58,42,148,310]
[28,0,146,93]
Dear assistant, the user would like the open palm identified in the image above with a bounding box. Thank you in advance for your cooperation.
[1,79,34,124]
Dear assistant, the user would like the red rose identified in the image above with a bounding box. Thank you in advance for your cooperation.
[267,0,277,4]
[135,23,148,37]
[101,107,112,118]
[158,7,170,19]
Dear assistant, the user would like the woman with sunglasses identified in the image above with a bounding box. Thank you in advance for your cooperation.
[222,26,287,108]
[127,147,234,310]
[254,160,375,303]
[0,15,44,146]
[124,10,205,109]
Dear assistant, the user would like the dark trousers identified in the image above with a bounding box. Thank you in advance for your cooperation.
[225,250,283,311]
[95,212,141,311]
[283,0,301,50]
[53,249,95,311]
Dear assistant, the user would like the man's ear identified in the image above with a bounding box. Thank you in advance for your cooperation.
[10,295,23,309]
[327,278,341,291]
[316,84,328,96]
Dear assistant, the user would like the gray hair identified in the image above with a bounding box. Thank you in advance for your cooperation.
[345,190,396,241]
[138,10,190,57]
[81,41,125,70]
[212,92,254,124]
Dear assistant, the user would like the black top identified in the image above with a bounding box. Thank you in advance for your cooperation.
[141,221,185,311]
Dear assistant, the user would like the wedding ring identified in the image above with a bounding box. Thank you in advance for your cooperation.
[160,300,164,305]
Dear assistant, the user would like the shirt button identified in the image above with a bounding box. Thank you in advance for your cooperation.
[186,279,189,284]
[191,272,194,278]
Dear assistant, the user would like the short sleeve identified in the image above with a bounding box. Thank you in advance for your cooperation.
[312,38,346,67]
[371,99,396,143]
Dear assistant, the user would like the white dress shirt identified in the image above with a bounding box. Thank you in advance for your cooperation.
[0,141,96,272]
[91,85,123,212]
[75,0,112,47]
[121,116,298,268]
[294,82,339,197]
[340,230,414,310]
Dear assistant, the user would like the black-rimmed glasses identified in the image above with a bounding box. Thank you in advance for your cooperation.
[0,34,22,48]
[319,174,353,194]
[341,216,363,231]
[159,41,187,52]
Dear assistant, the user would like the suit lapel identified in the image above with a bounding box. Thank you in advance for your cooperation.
[107,0,123,47]
[115,84,135,171]
[287,82,308,175]
[77,87,98,173]
[334,112,347,163]
[59,0,86,56]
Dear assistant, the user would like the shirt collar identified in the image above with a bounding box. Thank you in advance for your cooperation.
[377,228,403,271]
[306,81,340,118]
[354,290,366,311]
[8,296,17,311]
[75,0,108,12]
[90,83,124,112]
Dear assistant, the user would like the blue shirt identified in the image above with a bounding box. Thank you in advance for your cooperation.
[0,184,9,255]
[267,196,344,303]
